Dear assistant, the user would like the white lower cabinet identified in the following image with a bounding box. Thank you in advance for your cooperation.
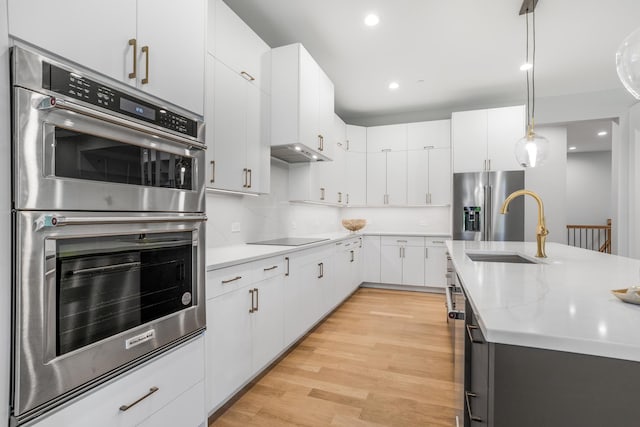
[205,257,284,412]
[363,235,381,283]
[32,336,205,427]
[425,239,448,288]
[380,236,425,286]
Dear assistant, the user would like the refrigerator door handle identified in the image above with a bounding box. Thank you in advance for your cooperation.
[487,185,492,241]
[482,185,488,241]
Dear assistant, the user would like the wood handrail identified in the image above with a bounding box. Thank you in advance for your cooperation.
[566,224,611,230]
[567,219,612,254]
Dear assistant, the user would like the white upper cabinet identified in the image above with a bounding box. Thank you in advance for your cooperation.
[271,43,335,159]
[452,105,526,173]
[407,120,451,150]
[211,0,271,94]
[407,120,451,206]
[136,0,205,115]
[367,124,408,152]
[346,124,367,152]
[345,125,367,205]
[8,0,205,115]
[8,0,136,84]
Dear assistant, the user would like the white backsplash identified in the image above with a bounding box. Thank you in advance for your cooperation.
[206,160,452,248]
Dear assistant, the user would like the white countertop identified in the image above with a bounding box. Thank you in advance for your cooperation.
[207,231,451,270]
[447,240,640,362]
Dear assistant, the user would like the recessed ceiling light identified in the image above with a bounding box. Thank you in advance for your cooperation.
[520,63,533,71]
[312,155,318,160]
[364,14,379,26]
[597,131,608,136]
[569,146,577,151]
[388,81,399,90]
[294,146,302,151]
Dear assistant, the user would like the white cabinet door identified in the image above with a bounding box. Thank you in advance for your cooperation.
[252,275,284,372]
[346,125,367,152]
[452,110,488,173]
[387,150,407,205]
[317,71,336,159]
[137,0,205,114]
[380,244,403,285]
[407,150,429,206]
[425,245,448,288]
[333,246,350,305]
[245,83,271,194]
[8,0,136,85]
[366,151,387,205]
[213,0,270,92]
[487,105,526,171]
[350,243,364,290]
[283,255,322,345]
[345,151,367,205]
[204,54,216,188]
[212,59,247,192]
[34,337,205,427]
[367,124,408,152]
[363,236,381,283]
[402,246,425,286]
[298,45,320,151]
[407,120,451,150]
[206,288,252,411]
[429,148,452,205]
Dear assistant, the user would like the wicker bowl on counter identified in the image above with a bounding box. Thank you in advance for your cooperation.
[341,219,367,233]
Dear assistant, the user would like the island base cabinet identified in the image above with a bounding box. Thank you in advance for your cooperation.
[30,336,205,427]
[465,304,640,427]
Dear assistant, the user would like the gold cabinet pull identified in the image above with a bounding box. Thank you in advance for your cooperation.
[128,39,137,79]
[141,46,150,84]
[248,169,252,188]
[119,386,159,411]
[240,71,255,81]
[249,289,255,313]
[254,288,259,311]
[320,188,325,201]
[210,160,215,183]
[263,265,278,271]
[285,257,290,276]
[221,276,242,284]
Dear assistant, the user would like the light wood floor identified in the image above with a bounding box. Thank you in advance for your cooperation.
[210,288,455,427]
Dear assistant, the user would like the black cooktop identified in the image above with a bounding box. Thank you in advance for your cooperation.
[247,237,329,246]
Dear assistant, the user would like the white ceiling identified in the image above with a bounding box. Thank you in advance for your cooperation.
[565,119,613,153]
[223,0,640,125]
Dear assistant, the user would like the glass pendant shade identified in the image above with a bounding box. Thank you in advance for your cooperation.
[616,27,640,100]
[514,128,549,168]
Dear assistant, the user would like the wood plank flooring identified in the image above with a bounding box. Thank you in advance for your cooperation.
[210,288,455,427]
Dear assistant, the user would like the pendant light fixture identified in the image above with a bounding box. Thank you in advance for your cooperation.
[616,27,640,99]
[514,1,549,168]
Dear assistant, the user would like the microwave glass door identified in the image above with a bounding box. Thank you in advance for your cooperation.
[53,231,195,356]
[53,128,194,190]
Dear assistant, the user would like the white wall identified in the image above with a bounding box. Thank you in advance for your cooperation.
[341,206,450,234]
[206,160,343,247]
[566,151,612,225]
[524,126,567,245]
[629,103,640,258]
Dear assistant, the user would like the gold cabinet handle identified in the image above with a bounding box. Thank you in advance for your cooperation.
[285,257,290,276]
[221,276,242,284]
[350,250,354,263]
[119,387,159,411]
[240,71,255,81]
[249,289,255,313]
[248,169,252,188]
[141,45,149,84]
[243,168,248,188]
[338,192,342,203]
[210,160,215,183]
[466,324,484,344]
[254,288,259,311]
[128,39,137,79]
[320,188,325,201]
[465,391,483,422]
[263,265,278,271]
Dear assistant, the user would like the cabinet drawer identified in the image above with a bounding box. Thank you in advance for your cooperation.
[138,381,205,427]
[381,236,425,247]
[32,336,205,427]
[207,264,255,300]
[425,238,449,247]
[252,256,284,281]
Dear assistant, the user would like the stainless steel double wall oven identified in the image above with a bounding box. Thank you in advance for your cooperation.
[10,47,207,424]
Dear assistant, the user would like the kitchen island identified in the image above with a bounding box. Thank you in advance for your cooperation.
[446,240,640,427]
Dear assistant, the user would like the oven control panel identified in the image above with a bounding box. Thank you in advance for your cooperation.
[42,62,198,138]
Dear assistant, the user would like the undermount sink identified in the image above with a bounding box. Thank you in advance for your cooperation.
[466,252,539,264]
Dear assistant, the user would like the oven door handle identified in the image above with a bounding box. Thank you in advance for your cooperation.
[37,96,205,150]
[36,214,207,230]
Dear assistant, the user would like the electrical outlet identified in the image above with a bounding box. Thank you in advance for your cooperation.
[231,222,241,233]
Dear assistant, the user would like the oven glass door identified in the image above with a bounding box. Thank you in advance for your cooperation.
[53,231,194,357]
[53,128,193,190]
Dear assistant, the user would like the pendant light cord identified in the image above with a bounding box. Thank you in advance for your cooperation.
[532,7,536,127]
[525,9,531,129]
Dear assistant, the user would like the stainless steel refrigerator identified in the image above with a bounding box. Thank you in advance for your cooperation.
[452,171,525,241]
